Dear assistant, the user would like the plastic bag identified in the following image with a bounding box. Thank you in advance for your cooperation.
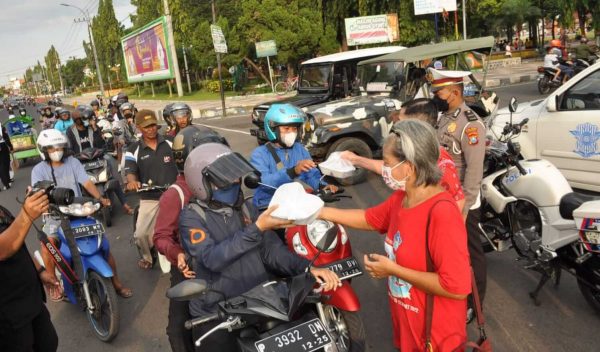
[319,152,356,178]
[269,182,324,225]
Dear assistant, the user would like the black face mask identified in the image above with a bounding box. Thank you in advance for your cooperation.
[432,95,450,113]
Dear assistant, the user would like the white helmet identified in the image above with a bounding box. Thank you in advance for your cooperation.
[37,129,69,160]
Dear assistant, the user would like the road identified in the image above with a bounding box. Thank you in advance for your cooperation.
[2,82,598,352]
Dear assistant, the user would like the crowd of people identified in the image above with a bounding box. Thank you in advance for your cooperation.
[1,67,489,352]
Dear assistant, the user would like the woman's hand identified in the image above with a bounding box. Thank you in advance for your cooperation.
[310,267,341,291]
[364,253,395,279]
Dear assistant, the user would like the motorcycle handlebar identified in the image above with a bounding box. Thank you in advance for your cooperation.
[515,161,528,176]
[184,313,220,330]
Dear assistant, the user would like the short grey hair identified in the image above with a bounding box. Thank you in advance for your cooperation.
[384,119,442,187]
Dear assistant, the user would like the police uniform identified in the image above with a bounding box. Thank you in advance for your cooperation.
[429,68,488,303]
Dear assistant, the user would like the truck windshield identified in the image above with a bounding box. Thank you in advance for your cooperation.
[358,61,403,92]
[299,64,331,90]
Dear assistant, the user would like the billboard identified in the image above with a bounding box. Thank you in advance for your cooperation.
[414,0,457,16]
[121,16,174,83]
[344,14,400,47]
[255,40,277,58]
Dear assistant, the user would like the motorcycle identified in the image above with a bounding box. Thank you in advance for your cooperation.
[167,225,356,352]
[34,193,120,342]
[243,176,366,351]
[479,97,600,311]
[537,57,592,94]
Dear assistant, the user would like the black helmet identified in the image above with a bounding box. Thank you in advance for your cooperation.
[114,92,128,107]
[172,125,229,172]
[19,107,27,116]
[90,99,100,107]
[162,103,175,127]
[119,102,135,117]
[170,102,192,126]
[80,107,95,121]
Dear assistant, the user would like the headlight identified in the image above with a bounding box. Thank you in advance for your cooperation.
[307,220,337,252]
[292,233,308,256]
[97,169,108,183]
[59,202,100,217]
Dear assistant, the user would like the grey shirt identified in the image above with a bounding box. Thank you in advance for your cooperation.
[31,156,90,197]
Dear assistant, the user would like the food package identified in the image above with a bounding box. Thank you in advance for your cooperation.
[318,152,356,178]
[269,182,324,225]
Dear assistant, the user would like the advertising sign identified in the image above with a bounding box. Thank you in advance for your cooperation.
[211,25,228,54]
[121,16,174,83]
[344,14,400,46]
[255,40,277,58]
[414,0,457,16]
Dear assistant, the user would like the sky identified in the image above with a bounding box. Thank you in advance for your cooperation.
[0,0,136,85]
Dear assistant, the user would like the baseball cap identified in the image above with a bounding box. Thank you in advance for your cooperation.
[135,109,158,128]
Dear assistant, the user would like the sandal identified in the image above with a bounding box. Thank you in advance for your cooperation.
[115,286,133,298]
[138,259,153,270]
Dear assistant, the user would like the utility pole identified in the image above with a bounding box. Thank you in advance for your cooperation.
[182,45,192,93]
[163,0,184,97]
[61,3,105,97]
[55,51,65,96]
[462,0,467,40]
[212,0,226,116]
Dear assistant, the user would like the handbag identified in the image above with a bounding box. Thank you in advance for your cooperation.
[423,200,492,352]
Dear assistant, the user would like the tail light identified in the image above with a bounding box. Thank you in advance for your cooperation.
[537,67,545,73]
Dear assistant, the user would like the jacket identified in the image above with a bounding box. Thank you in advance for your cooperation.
[66,125,105,155]
[250,142,325,209]
[179,199,309,317]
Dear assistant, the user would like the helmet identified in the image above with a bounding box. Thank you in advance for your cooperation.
[57,108,70,119]
[172,125,229,172]
[114,92,128,107]
[264,103,305,142]
[79,106,95,121]
[90,99,100,107]
[37,128,69,160]
[162,103,175,127]
[19,108,27,116]
[119,102,135,117]
[170,102,192,125]
[550,39,562,48]
[184,143,257,203]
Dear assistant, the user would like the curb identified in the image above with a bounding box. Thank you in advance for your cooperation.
[484,73,538,88]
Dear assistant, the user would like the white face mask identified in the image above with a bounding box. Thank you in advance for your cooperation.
[49,150,64,162]
[382,161,408,191]
[281,132,297,148]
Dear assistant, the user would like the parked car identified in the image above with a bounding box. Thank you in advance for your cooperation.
[488,60,600,192]
[303,37,499,185]
[249,46,406,144]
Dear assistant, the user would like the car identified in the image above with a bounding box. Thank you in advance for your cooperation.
[488,60,600,192]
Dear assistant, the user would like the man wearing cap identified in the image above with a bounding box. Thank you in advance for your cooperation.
[125,109,178,269]
[429,68,488,305]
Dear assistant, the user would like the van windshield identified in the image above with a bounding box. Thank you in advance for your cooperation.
[358,62,404,92]
[299,64,331,90]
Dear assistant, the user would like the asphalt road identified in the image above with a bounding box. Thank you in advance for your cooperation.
[2,82,598,352]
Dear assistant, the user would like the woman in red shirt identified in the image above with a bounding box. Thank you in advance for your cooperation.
[319,119,471,351]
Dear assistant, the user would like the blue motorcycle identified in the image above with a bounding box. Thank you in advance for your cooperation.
[36,196,120,342]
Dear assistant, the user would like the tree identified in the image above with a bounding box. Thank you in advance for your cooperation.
[44,45,61,92]
[63,58,88,88]
[130,0,162,30]
[91,0,124,89]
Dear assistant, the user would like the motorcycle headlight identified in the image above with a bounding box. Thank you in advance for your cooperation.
[307,220,337,253]
[97,169,108,183]
[59,202,100,217]
[292,232,308,256]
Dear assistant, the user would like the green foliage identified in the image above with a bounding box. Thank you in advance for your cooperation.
[91,0,124,86]
[204,79,234,92]
[62,58,88,88]
[44,45,61,92]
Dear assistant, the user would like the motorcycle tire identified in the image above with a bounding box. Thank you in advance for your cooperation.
[538,76,552,95]
[322,306,366,352]
[576,257,600,314]
[327,138,372,186]
[86,270,120,342]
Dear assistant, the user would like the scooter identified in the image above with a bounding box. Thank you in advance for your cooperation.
[479,97,600,311]
[167,225,357,352]
[34,187,120,342]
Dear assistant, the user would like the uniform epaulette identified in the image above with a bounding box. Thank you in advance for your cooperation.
[465,109,478,122]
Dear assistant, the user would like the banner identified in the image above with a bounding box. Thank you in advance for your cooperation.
[344,14,399,47]
[121,17,174,83]
[414,0,457,16]
[211,25,228,54]
[256,40,277,58]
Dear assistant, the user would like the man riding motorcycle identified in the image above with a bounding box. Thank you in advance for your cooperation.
[166,103,192,137]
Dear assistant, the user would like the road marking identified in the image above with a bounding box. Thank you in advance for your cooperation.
[198,124,251,135]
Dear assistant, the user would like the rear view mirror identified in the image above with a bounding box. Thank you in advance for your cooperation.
[508,97,518,113]
[243,172,261,189]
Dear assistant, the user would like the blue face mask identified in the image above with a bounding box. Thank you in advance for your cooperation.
[212,184,241,206]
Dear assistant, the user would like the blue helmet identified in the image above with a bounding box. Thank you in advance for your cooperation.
[264,103,305,142]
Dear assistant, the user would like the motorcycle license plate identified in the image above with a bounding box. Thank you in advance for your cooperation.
[325,256,363,280]
[84,160,104,170]
[254,318,332,352]
[72,223,104,238]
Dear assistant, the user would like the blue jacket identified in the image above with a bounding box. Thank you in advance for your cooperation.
[250,142,325,209]
[54,119,74,134]
[179,199,309,317]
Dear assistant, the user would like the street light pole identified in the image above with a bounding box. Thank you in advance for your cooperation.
[61,3,105,97]
[462,0,467,40]
[182,45,192,93]
[163,0,184,97]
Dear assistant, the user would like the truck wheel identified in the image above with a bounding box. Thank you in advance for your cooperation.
[327,138,372,186]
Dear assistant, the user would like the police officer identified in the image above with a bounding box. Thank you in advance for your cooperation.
[429,68,487,304]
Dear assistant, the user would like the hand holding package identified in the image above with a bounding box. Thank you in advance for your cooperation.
[269,182,324,225]
[319,152,356,178]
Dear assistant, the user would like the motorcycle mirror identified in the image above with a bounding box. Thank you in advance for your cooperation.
[509,97,518,113]
[243,172,261,189]
[166,279,208,302]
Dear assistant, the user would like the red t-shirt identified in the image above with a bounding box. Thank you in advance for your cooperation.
[438,147,464,202]
[365,191,471,351]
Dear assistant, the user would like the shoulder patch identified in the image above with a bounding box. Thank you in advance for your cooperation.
[465,110,479,122]
[189,228,206,244]
[466,127,479,145]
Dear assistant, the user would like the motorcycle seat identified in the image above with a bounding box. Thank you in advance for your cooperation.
[543,67,558,74]
[559,192,600,220]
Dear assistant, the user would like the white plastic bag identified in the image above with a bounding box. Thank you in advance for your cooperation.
[269,182,324,225]
[319,152,356,178]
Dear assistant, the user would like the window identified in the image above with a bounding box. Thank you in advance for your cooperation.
[560,69,600,110]
[299,65,331,89]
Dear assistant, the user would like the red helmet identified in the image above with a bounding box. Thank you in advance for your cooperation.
[550,39,562,48]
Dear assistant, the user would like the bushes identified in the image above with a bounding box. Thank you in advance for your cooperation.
[204,79,233,93]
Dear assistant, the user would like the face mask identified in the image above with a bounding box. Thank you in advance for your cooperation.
[49,150,64,162]
[381,161,408,191]
[281,132,297,148]
[432,94,450,113]
[212,183,241,206]
[124,112,133,119]
[83,120,90,127]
